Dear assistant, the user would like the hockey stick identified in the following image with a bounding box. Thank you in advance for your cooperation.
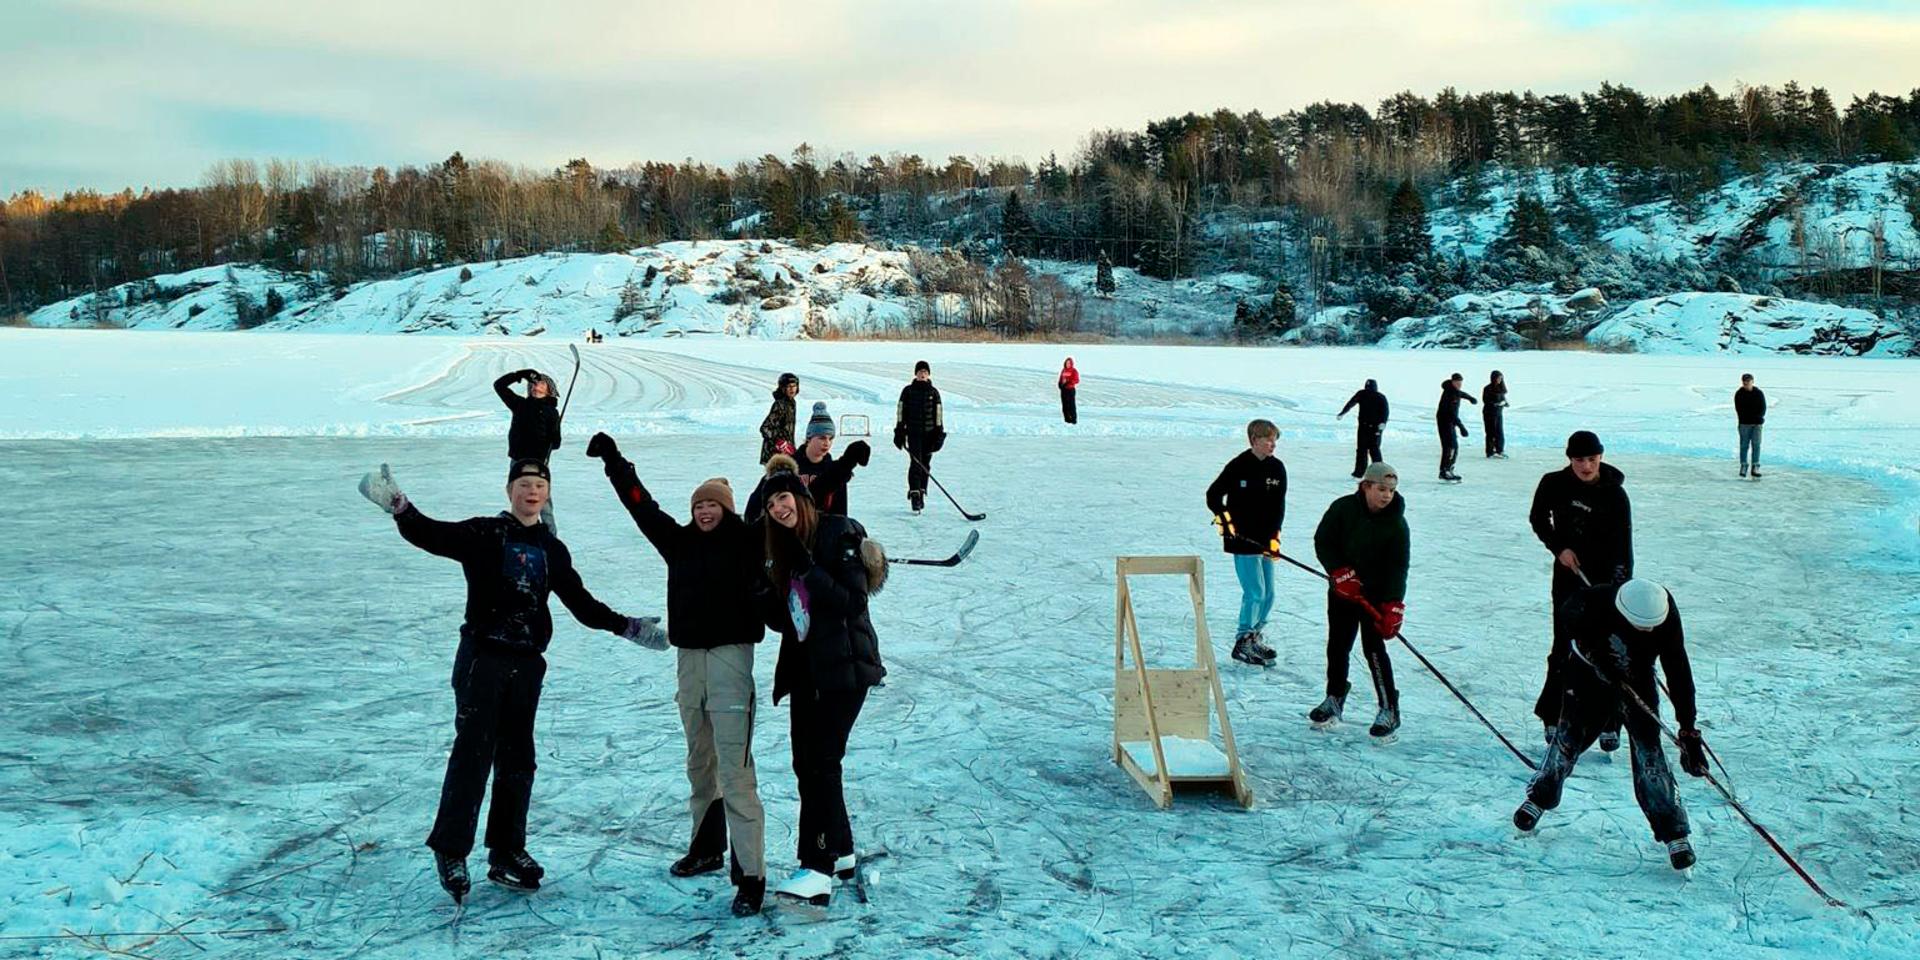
[906,451,984,521]
[1268,546,1540,771]
[1569,643,1854,911]
[557,343,583,424]
[889,529,979,567]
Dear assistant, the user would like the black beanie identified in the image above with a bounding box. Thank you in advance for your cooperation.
[914,360,930,374]
[1565,431,1604,458]
[508,458,552,482]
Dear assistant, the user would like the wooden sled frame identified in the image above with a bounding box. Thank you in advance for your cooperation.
[1111,555,1253,809]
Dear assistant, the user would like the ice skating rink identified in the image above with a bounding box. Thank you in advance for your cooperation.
[4,329,1916,958]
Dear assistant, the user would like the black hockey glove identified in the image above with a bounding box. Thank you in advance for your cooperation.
[928,430,945,453]
[586,432,619,460]
[1676,728,1709,778]
[845,440,872,467]
[892,426,907,450]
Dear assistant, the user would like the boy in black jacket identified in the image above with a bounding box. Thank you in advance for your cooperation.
[587,433,771,917]
[1435,373,1476,482]
[359,458,662,904]
[1337,379,1389,479]
[494,368,564,530]
[1310,461,1411,740]
[1528,430,1633,750]
[1205,419,1288,667]
[893,360,945,513]
[1513,579,1712,872]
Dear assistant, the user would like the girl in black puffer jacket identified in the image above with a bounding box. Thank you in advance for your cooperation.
[758,458,886,905]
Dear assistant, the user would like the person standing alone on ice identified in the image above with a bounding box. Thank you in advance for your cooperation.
[1206,419,1288,668]
[1310,462,1410,741]
[1057,357,1080,424]
[1337,378,1389,479]
[1529,430,1633,752]
[1435,373,1476,482]
[892,360,945,514]
[758,460,889,907]
[586,432,771,917]
[760,373,800,465]
[1513,579,1711,873]
[357,459,664,905]
[1482,371,1509,459]
[1736,373,1766,479]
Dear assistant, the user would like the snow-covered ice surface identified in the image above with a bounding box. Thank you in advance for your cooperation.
[4,329,1918,958]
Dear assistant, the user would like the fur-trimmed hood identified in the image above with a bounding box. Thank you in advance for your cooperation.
[860,538,888,593]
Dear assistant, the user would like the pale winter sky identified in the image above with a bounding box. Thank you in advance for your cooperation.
[2,0,1916,194]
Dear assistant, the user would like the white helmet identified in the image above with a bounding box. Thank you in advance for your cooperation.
[1614,579,1670,630]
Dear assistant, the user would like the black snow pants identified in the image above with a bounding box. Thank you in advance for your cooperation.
[1437,420,1460,476]
[427,642,547,858]
[1534,569,1623,739]
[1353,423,1384,477]
[1527,646,1689,843]
[905,434,935,497]
[1483,407,1505,457]
[1325,593,1397,708]
[789,686,869,875]
[1060,386,1077,424]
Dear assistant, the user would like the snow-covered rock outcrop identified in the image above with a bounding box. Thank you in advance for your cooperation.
[1377,289,1607,350]
[1586,292,1910,356]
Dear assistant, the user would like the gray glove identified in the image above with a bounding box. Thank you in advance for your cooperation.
[358,463,409,515]
[621,616,667,650]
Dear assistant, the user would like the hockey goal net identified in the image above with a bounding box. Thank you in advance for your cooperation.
[839,414,872,437]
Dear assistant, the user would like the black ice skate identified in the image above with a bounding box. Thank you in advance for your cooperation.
[433,849,471,904]
[1667,838,1696,871]
[1368,704,1401,743]
[670,850,725,878]
[1513,800,1543,833]
[487,848,544,891]
[1308,683,1349,728]
[732,876,766,917]
[1248,631,1277,664]
[1232,632,1272,668]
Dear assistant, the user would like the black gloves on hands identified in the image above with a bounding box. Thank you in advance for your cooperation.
[929,430,946,453]
[586,432,619,460]
[845,440,872,467]
[1676,728,1709,778]
[892,426,907,450]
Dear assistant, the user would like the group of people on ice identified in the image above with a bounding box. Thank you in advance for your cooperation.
[356,360,982,918]
[1206,369,1764,872]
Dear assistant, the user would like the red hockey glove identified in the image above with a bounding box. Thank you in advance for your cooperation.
[1330,567,1366,604]
[1373,601,1405,639]
[775,439,795,456]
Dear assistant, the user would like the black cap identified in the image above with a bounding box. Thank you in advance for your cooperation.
[1565,431,1604,458]
[1365,378,1377,390]
[914,360,930,374]
[508,458,552,483]
[778,372,799,388]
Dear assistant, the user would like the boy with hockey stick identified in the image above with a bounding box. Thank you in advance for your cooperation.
[1514,579,1712,872]
[892,360,945,514]
[1309,461,1410,741]
[358,458,664,904]
[1337,379,1388,479]
[586,432,772,917]
[1206,419,1289,668]
[1529,430,1633,753]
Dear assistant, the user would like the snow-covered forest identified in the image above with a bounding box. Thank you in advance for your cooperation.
[8,82,1920,353]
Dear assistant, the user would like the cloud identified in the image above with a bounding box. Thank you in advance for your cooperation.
[3,0,1916,194]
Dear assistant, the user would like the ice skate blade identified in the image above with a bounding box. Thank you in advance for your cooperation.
[1369,732,1398,745]
[1310,718,1340,731]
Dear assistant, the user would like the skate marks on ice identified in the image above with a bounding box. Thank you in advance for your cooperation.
[819,360,1296,412]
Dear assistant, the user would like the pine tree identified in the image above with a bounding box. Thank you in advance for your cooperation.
[614,275,644,321]
[1495,193,1558,253]
[1001,190,1036,256]
[1384,178,1431,264]
[1095,249,1116,296]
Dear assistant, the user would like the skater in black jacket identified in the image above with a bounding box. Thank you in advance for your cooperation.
[1513,579,1712,873]
[1528,430,1634,750]
[1435,373,1475,481]
[1310,462,1411,741]
[759,460,889,907]
[892,361,945,513]
[1205,419,1288,667]
[358,458,662,904]
[1482,371,1509,458]
[588,433,772,917]
[1337,379,1389,479]
[494,369,563,464]
[1736,373,1767,478]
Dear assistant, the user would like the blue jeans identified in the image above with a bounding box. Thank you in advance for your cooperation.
[1233,554,1277,635]
[1738,424,1763,469]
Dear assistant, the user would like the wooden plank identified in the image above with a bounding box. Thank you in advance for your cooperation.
[1117,555,1202,577]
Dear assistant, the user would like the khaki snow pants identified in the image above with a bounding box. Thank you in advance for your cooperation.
[677,643,765,880]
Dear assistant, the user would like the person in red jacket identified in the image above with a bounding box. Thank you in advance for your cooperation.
[1058,358,1080,424]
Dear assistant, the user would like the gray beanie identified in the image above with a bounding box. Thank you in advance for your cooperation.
[804,401,836,440]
